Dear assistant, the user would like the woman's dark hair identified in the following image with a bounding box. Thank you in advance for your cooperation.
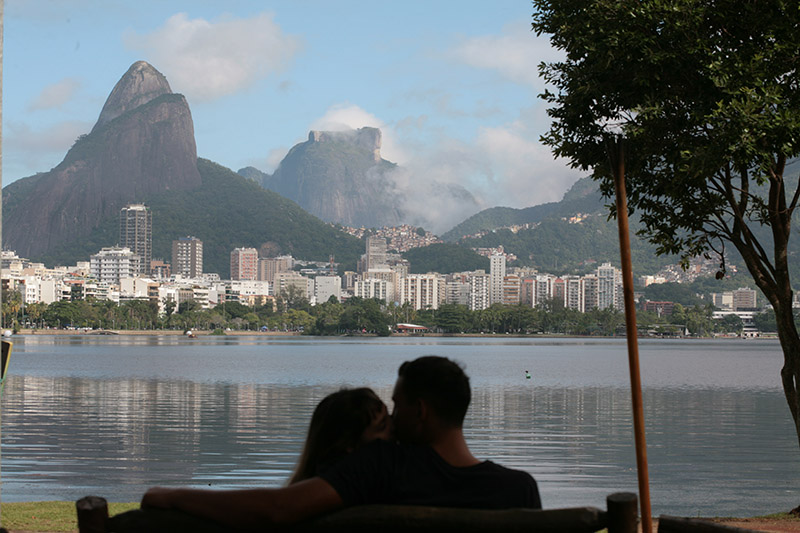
[289,387,385,484]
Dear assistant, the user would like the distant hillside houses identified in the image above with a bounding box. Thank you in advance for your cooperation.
[338,224,441,252]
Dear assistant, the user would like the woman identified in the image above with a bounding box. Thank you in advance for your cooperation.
[289,387,392,484]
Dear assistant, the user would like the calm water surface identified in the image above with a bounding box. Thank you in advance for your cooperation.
[1,335,797,517]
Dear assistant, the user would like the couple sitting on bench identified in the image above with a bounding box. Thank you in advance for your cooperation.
[142,356,542,528]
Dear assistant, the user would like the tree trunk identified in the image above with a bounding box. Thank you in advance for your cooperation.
[774,300,800,448]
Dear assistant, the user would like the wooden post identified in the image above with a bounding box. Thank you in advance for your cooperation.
[76,496,108,533]
[607,492,639,533]
[611,139,653,533]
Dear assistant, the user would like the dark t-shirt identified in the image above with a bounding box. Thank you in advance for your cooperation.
[319,440,541,510]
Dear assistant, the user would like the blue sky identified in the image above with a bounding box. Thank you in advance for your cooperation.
[4,1,585,232]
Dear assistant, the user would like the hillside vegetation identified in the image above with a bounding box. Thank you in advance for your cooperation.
[37,159,365,276]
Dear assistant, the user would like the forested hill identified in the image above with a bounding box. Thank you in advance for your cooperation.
[402,243,489,274]
[459,213,677,275]
[441,177,604,241]
[37,159,365,276]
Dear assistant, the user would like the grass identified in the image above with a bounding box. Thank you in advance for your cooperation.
[1,501,138,532]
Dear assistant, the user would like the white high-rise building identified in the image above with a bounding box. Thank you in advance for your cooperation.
[489,254,506,305]
[364,268,401,303]
[90,246,141,284]
[532,274,554,307]
[597,262,621,310]
[581,275,599,312]
[314,276,342,304]
[354,278,394,301]
[565,276,583,311]
[468,271,490,311]
[402,273,445,310]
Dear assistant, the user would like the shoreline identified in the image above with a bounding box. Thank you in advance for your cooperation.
[9,328,778,340]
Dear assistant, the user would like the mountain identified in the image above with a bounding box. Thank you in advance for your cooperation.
[402,243,489,274]
[34,159,365,275]
[3,61,365,275]
[441,177,605,241]
[241,128,478,230]
[4,61,201,259]
[250,128,402,228]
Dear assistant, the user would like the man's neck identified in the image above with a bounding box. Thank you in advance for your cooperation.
[430,427,480,467]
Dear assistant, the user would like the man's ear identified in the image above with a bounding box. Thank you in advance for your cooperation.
[416,397,428,422]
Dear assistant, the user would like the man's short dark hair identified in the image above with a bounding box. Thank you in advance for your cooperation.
[397,356,470,427]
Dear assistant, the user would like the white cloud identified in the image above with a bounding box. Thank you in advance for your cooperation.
[310,104,407,164]
[474,120,583,208]
[124,12,302,102]
[305,103,584,234]
[450,22,562,90]
[28,78,82,111]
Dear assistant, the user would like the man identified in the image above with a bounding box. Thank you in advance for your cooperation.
[142,356,540,528]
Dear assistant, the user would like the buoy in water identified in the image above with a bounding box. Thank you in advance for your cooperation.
[525,370,531,380]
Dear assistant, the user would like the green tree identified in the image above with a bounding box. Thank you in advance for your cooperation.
[533,1,800,446]
[311,296,344,335]
[43,300,77,328]
[25,302,47,328]
[752,309,794,333]
[435,304,470,333]
[338,298,390,336]
[1,289,22,329]
[716,313,744,335]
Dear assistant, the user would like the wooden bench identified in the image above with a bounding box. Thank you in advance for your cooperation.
[77,493,765,532]
[77,492,639,533]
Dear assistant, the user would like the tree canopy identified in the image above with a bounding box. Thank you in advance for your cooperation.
[532,0,800,446]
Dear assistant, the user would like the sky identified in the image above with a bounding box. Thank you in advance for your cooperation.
[3,0,586,233]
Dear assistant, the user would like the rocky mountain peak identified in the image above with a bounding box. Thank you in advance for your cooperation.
[93,61,172,131]
[308,127,382,162]
[3,61,201,260]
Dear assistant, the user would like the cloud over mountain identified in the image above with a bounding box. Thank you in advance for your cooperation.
[124,12,302,102]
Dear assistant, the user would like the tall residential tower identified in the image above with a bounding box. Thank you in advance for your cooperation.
[172,236,203,278]
[120,204,152,274]
[230,247,258,281]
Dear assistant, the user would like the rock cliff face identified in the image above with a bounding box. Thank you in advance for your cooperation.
[263,127,404,228]
[3,61,201,259]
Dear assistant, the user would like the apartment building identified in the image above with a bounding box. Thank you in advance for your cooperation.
[230,248,258,281]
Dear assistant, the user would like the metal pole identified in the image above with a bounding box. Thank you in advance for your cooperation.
[611,139,652,533]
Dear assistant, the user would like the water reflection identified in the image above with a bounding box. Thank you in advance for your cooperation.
[1,336,797,518]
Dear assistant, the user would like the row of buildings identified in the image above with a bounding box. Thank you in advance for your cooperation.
[2,206,762,319]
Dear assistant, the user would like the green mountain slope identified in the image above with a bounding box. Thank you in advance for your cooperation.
[402,243,490,274]
[460,214,677,275]
[441,177,605,241]
[37,159,365,276]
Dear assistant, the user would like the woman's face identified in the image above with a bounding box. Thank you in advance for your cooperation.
[359,402,393,444]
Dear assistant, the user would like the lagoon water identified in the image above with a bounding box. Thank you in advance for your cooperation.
[1,335,797,517]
